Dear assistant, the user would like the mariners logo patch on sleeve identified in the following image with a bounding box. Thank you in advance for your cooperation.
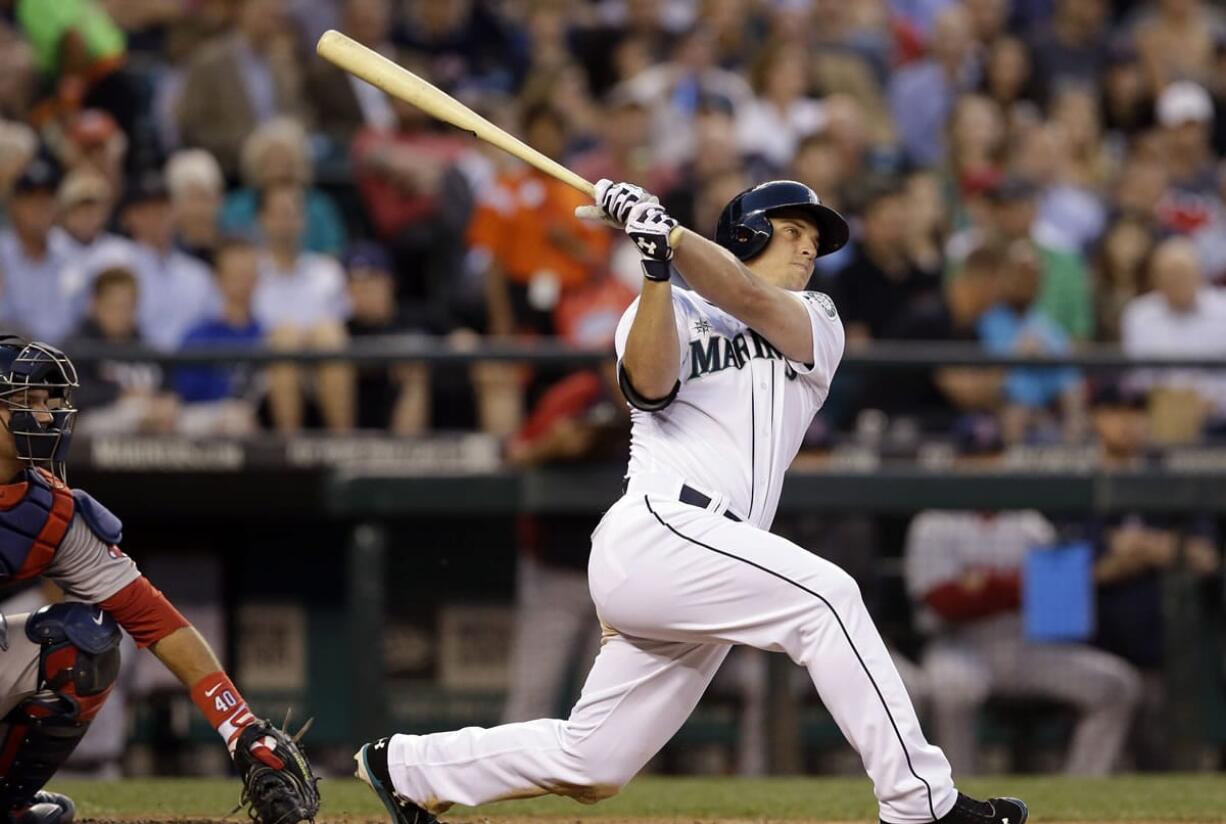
[803,291,839,319]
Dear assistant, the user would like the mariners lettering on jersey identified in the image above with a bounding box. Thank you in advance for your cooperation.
[688,328,799,381]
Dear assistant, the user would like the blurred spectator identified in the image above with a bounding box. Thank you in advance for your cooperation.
[105,171,221,351]
[831,179,941,344]
[59,108,127,193]
[978,241,1083,443]
[980,36,1036,118]
[343,242,430,433]
[952,175,1095,340]
[173,237,264,436]
[572,91,679,197]
[943,94,1007,230]
[1121,237,1226,437]
[166,148,225,266]
[660,95,761,232]
[1011,119,1107,254]
[1134,0,1226,93]
[903,168,949,276]
[1084,380,1221,769]
[176,0,307,178]
[1093,216,1156,342]
[1101,41,1154,138]
[470,104,609,337]
[876,244,1006,431]
[1026,0,1111,104]
[0,120,38,203]
[392,0,528,93]
[220,118,346,256]
[66,267,179,434]
[736,42,826,170]
[0,155,78,342]
[254,182,354,433]
[963,0,1008,46]
[351,94,474,330]
[8,0,157,171]
[889,4,980,169]
[615,26,754,167]
[307,0,397,146]
[56,168,127,300]
[0,21,37,121]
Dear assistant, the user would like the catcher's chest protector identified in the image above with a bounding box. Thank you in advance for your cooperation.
[0,469,74,584]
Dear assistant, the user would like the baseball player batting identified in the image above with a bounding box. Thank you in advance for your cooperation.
[355,180,1028,824]
[0,337,318,824]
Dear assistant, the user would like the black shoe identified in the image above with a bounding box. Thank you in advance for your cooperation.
[883,793,1027,824]
[9,792,75,824]
[355,738,441,824]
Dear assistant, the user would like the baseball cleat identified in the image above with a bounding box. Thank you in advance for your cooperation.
[355,738,441,824]
[882,793,1027,824]
[8,791,76,824]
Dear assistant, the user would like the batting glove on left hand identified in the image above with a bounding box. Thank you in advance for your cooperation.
[575,178,657,228]
[626,200,679,282]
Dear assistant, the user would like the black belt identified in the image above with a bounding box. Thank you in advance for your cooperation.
[679,485,742,522]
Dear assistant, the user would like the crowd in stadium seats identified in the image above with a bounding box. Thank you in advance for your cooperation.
[2,0,1226,444]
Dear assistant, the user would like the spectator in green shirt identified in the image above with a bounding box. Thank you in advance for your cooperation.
[8,0,156,173]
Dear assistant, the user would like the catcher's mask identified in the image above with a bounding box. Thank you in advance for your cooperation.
[0,337,79,481]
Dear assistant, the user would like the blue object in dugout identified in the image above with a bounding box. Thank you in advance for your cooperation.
[1023,542,1094,641]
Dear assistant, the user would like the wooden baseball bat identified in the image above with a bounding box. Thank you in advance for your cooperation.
[316,30,596,198]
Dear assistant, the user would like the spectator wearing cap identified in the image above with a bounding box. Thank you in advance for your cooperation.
[0,156,78,342]
[888,4,980,169]
[166,149,225,266]
[176,0,307,178]
[172,236,264,436]
[1120,237,1226,432]
[220,118,346,257]
[1078,380,1221,769]
[343,242,429,433]
[56,167,128,302]
[90,171,222,351]
[254,182,354,433]
[307,0,398,147]
[950,175,1094,341]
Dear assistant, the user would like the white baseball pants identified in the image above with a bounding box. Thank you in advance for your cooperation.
[386,487,958,822]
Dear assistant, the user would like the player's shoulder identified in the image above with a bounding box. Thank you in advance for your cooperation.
[69,486,124,546]
[796,290,840,322]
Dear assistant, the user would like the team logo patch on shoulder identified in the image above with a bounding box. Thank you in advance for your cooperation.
[803,291,838,319]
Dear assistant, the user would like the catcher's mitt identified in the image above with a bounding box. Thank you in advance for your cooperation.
[233,715,321,824]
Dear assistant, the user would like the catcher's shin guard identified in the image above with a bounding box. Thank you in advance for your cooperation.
[0,604,121,811]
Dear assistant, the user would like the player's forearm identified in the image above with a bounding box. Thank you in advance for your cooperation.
[671,228,764,318]
[150,625,225,687]
[622,280,680,399]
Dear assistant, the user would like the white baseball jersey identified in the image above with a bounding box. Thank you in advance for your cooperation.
[614,287,845,528]
[384,281,958,824]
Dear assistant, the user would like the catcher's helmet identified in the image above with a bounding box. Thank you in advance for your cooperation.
[0,337,79,480]
[715,180,849,261]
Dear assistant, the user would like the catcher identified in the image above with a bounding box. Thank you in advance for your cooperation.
[0,335,319,824]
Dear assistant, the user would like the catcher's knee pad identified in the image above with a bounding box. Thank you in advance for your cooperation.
[0,604,121,810]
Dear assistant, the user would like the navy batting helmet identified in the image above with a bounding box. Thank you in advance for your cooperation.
[715,180,849,261]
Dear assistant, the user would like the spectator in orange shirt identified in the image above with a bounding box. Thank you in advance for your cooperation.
[469,104,610,338]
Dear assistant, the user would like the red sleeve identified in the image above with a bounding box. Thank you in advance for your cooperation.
[924,571,1022,623]
[98,575,191,648]
[514,371,603,444]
